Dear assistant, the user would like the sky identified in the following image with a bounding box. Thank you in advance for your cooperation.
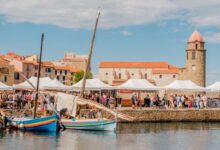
[0,0,220,85]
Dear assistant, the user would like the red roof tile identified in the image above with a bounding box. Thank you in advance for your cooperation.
[99,62,169,68]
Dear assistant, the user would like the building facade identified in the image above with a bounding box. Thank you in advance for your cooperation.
[0,57,14,85]
[98,31,206,87]
[0,52,82,85]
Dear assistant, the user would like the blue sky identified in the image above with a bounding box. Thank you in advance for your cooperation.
[0,0,220,85]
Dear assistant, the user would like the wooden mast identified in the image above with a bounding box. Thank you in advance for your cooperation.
[79,12,101,98]
[33,33,44,119]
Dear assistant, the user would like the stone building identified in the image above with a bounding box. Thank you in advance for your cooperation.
[57,52,88,71]
[1,52,81,85]
[98,31,206,87]
[0,57,14,85]
[179,31,206,87]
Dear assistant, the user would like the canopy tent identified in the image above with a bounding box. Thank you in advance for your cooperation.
[117,79,158,90]
[42,79,71,90]
[0,82,13,91]
[72,79,114,91]
[13,76,53,90]
[162,80,205,91]
[206,82,220,92]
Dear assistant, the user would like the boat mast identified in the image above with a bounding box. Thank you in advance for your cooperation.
[33,33,44,119]
[79,12,101,98]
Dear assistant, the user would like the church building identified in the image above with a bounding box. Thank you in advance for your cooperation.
[98,31,206,87]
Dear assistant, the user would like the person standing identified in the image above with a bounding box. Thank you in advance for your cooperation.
[131,93,137,109]
[196,94,201,109]
[202,94,208,108]
[101,93,107,107]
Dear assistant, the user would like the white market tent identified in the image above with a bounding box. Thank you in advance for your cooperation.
[206,82,220,92]
[0,82,13,91]
[72,79,114,91]
[13,76,53,90]
[118,79,158,90]
[162,80,205,91]
[42,79,71,91]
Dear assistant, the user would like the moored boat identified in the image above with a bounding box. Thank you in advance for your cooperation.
[11,115,60,132]
[61,119,116,131]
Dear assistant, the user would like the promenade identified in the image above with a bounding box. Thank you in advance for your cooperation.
[118,108,220,122]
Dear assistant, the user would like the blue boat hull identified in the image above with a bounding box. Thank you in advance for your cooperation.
[12,115,59,132]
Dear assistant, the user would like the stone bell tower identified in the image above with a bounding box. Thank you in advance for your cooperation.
[185,31,206,87]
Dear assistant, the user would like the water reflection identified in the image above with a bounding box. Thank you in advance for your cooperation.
[0,123,220,150]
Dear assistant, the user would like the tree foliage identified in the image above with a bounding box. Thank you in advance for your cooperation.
[74,70,93,83]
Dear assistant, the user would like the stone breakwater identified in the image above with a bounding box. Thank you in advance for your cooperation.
[117,108,220,122]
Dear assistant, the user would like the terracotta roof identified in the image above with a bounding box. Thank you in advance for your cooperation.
[42,61,54,67]
[54,66,67,70]
[67,66,80,72]
[5,52,24,60]
[152,69,179,74]
[188,31,204,43]
[99,62,169,68]
[0,57,10,65]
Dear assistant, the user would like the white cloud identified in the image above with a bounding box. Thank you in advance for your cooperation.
[120,30,133,36]
[205,32,220,44]
[0,0,220,29]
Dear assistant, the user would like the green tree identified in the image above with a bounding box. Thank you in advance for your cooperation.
[74,70,93,83]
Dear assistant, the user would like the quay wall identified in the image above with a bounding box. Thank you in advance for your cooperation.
[117,108,220,122]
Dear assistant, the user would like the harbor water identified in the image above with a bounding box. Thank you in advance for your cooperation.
[1,122,220,150]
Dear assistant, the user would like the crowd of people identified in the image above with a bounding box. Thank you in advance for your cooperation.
[130,93,209,109]
[85,92,120,109]
[0,92,35,109]
[0,91,216,111]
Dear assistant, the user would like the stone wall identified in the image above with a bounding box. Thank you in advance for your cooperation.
[118,108,220,122]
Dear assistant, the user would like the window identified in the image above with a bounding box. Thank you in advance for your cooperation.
[192,51,196,60]
[65,70,67,75]
[60,70,62,74]
[192,65,196,70]
[195,44,198,49]
[71,72,74,76]
[4,76,7,82]
[173,75,176,78]
[14,73,20,80]
[26,64,30,71]
[35,73,38,77]
[159,75,162,79]
[131,73,134,76]
[63,76,66,81]
[145,73,147,79]
[118,73,121,79]
[27,73,30,78]
[55,70,57,75]
[57,76,60,80]
[105,73,108,76]
[45,68,52,73]
[35,66,38,70]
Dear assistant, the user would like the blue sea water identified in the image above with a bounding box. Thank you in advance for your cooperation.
[1,123,220,150]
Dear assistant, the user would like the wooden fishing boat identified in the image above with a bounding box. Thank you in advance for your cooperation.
[61,119,116,131]
[11,115,60,132]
